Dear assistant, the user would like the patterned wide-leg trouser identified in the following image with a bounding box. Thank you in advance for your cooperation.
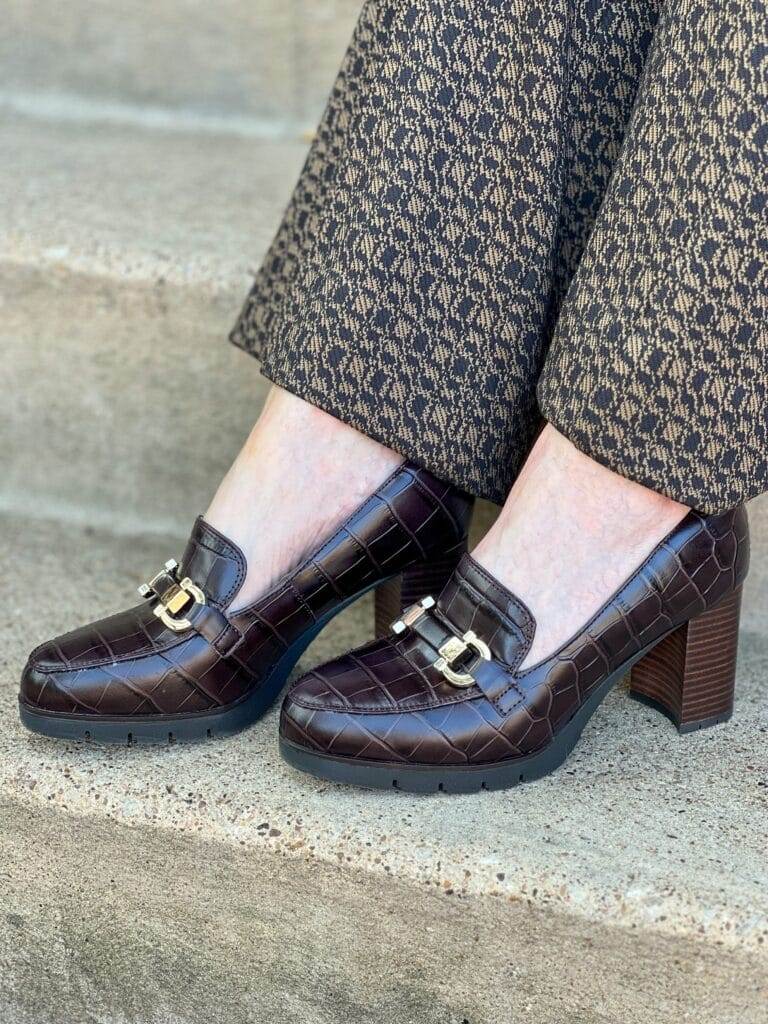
[231,0,767,513]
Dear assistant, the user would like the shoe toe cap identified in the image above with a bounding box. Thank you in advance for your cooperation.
[280,640,424,757]
[285,638,417,712]
[280,669,341,750]
[19,604,164,716]
[19,638,78,713]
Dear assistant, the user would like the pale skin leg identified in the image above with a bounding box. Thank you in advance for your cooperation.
[472,423,689,669]
[205,386,403,610]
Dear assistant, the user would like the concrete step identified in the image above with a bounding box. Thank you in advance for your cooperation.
[1,511,767,1023]
[2,0,360,131]
[0,112,302,534]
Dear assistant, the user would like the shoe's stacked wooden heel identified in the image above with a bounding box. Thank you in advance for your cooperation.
[629,587,742,733]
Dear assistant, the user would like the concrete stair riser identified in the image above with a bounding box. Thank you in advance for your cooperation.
[2,262,268,535]
[2,0,361,130]
[0,115,305,534]
[0,116,307,290]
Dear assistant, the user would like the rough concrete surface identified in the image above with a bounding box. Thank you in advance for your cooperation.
[2,800,766,1024]
[1,511,766,1022]
[0,114,300,532]
[1,262,269,536]
[2,0,360,129]
[1,114,306,291]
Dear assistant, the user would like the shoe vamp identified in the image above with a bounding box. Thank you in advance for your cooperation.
[292,637,476,713]
[32,602,178,670]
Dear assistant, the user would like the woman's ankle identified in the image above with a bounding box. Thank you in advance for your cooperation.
[473,424,689,669]
[206,387,403,609]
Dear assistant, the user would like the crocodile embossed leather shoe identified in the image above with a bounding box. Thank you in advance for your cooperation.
[280,506,750,792]
[19,463,472,744]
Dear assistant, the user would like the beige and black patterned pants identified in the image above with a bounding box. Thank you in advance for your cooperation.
[232,0,767,513]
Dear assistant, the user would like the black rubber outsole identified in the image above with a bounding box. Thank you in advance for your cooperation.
[19,582,381,745]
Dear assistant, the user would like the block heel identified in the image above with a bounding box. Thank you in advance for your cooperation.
[629,586,742,733]
[374,543,467,638]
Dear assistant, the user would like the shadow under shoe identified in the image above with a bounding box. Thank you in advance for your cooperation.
[280,506,750,793]
[19,462,472,744]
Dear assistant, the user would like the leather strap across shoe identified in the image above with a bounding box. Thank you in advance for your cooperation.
[19,463,472,744]
[279,506,750,792]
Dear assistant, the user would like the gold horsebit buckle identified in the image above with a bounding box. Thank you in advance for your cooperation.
[391,596,492,689]
[138,559,206,632]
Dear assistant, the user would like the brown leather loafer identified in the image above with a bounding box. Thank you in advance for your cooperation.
[19,463,472,744]
[280,506,750,792]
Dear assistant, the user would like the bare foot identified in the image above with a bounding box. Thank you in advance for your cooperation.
[205,387,403,609]
[472,424,689,669]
